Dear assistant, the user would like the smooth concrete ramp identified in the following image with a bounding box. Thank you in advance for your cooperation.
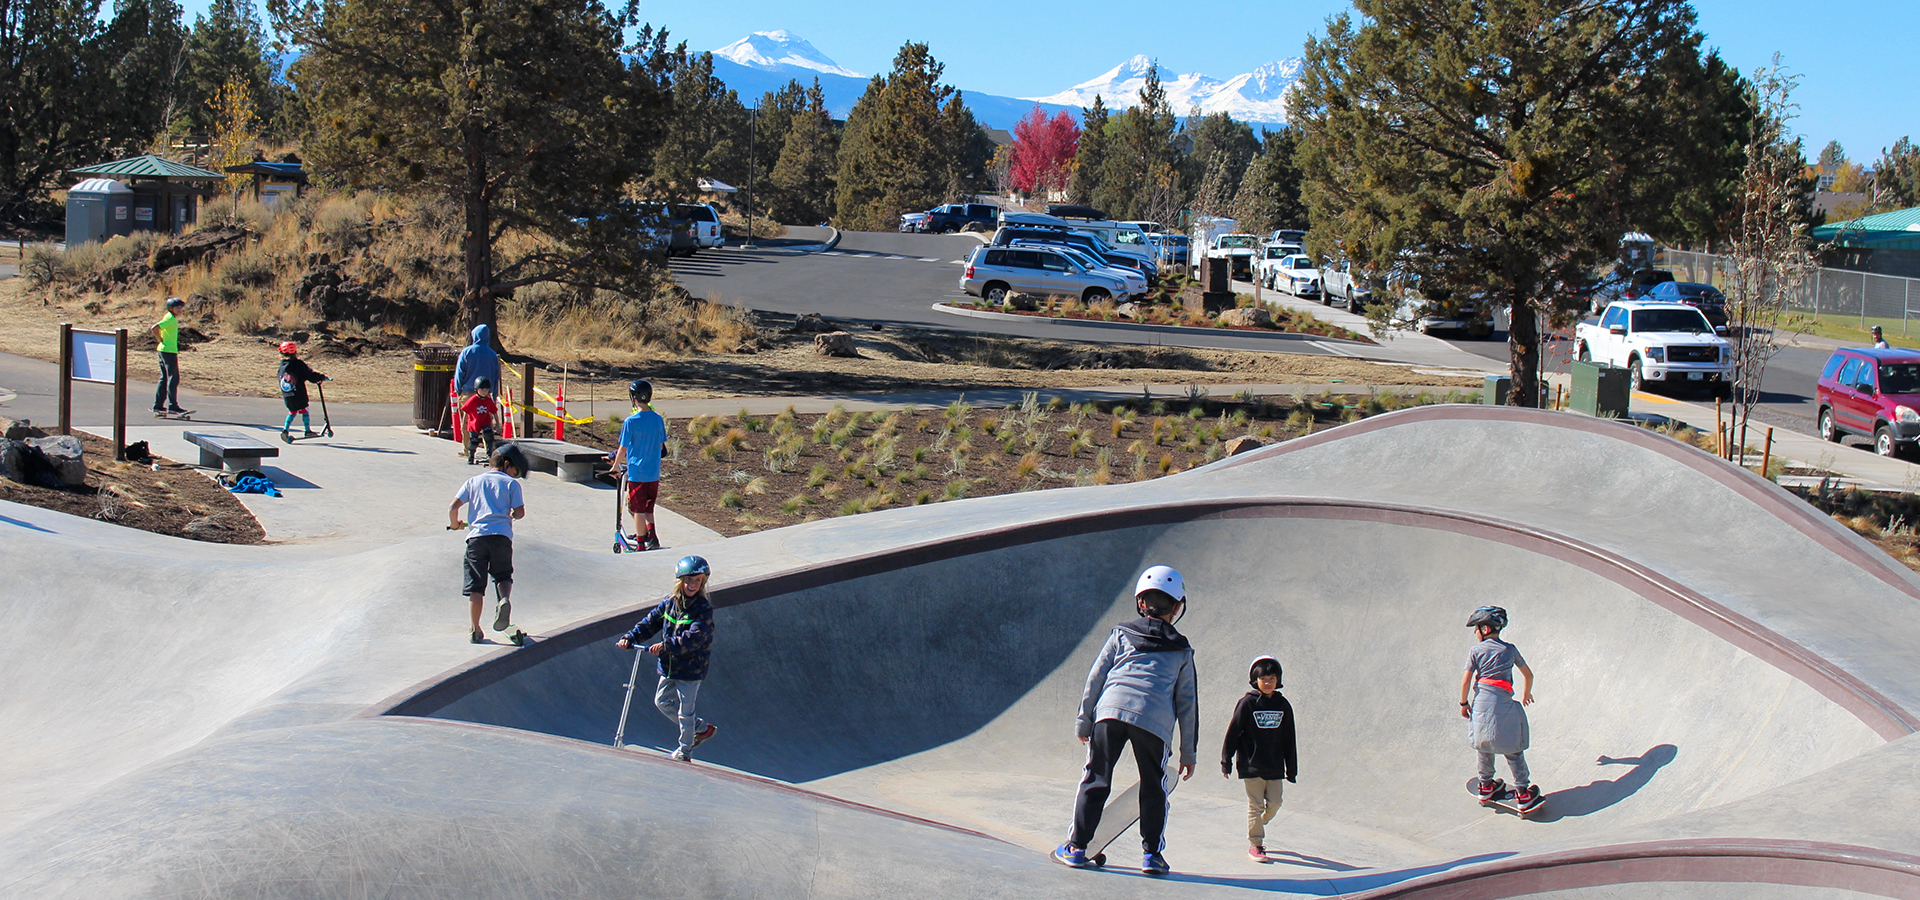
[5,406,1920,898]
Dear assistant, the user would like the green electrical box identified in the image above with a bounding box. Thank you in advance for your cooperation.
[1570,361,1630,418]
[1483,375,1511,406]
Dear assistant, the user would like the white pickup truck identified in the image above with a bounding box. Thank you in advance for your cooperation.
[1574,301,1732,398]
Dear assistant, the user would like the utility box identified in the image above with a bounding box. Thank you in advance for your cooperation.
[64,178,135,247]
[1569,361,1630,418]
[1202,257,1229,293]
[1483,375,1511,406]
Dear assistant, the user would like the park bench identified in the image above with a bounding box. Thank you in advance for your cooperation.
[513,438,604,483]
[183,431,280,472]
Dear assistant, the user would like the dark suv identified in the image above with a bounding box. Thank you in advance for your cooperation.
[1645,281,1727,326]
[1817,347,1920,457]
[904,203,999,234]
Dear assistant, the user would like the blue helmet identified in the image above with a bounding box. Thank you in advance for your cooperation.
[1466,606,1508,630]
[675,555,710,578]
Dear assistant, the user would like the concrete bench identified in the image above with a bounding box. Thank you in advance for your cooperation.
[513,438,605,483]
[183,431,280,472]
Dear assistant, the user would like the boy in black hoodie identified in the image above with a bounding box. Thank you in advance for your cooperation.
[1221,655,1296,862]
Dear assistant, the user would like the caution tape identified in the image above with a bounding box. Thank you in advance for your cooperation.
[508,401,596,426]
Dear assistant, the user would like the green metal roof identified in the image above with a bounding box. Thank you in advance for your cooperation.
[68,155,223,180]
[1814,206,1920,247]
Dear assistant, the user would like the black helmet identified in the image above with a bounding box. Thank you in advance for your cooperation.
[675,555,710,578]
[1466,606,1508,630]
[628,379,652,404]
[165,296,185,309]
[489,441,530,478]
[474,376,492,391]
[1248,655,1282,688]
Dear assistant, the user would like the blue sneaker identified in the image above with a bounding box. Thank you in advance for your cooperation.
[1142,852,1169,875]
[1051,842,1090,868]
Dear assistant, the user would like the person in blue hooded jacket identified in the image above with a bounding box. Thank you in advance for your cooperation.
[454,324,501,400]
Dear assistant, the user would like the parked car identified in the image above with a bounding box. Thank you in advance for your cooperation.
[1267,229,1306,248]
[1321,261,1374,311]
[672,203,723,249]
[1644,281,1727,326]
[1150,233,1189,268]
[1010,240,1146,298]
[1817,347,1920,457]
[903,203,999,233]
[991,225,1157,280]
[959,245,1129,305]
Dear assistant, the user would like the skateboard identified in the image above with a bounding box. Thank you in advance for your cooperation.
[1467,777,1544,817]
[491,595,528,645]
[1085,774,1179,868]
[153,409,195,420]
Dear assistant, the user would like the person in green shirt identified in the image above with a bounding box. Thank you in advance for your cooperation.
[150,297,186,413]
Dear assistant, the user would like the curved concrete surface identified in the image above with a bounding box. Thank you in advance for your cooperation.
[4,405,1920,899]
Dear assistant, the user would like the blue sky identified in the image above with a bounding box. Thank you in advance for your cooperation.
[218,0,1914,162]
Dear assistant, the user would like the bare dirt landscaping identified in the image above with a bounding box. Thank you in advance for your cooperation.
[0,426,263,544]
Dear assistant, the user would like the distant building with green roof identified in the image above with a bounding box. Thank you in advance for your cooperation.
[63,155,222,245]
[1813,206,1920,278]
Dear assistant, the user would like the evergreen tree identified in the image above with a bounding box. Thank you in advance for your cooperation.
[769,80,837,225]
[1817,140,1846,172]
[833,42,964,231]
[1874,138,1920,211]
[1231,127,1306,234]
[1,0,115,221]
[1183,113,1258,206]
[752,79,808,186]
[1293,0,1743,407]
[97,0,189,151]
[273,0,650,332]
[1067,95,1107,206]
[651,48,748,197]
[181,0,278,136]
[1092,61,1180,221]
[939,96,993,201]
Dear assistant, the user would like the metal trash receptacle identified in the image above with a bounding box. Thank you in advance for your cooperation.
[1483,375,1511,406]
[1569,361,1630,418]
[413,343,456,432]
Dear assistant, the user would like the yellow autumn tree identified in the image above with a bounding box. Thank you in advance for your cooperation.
[206,75,259,196]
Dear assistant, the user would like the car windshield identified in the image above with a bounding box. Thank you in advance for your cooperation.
[1880,364,1920,394]
[1165,236,1187,246]
[1631,309,1713,333]
[1285,257,1313,269]
[1218,235,1258,249]
[1264,246,1288,258]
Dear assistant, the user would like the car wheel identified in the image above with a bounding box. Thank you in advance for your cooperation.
[1577,343,1590,362]
[1877,425,1899,458]
[1469,323,1494,340]
[1083,287,1111,304]
[1629,358,1645,393]
[1820,408,1841,443]
[942,224,959,234]
[983,282,1010,305]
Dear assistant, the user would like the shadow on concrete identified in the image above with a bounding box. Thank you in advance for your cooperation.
[323,445,417,455]
[1534,744,1677,821]
[1151,851,1515,894]
[256,467,321,490]
[1261,849,1364,872]
[0,513,58,533]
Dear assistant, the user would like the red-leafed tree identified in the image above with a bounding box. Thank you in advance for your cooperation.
[1008,106,1079,195]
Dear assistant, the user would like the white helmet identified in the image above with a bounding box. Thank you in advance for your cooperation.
[1134,565,1184,601]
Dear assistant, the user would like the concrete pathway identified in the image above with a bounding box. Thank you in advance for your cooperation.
[1236,280,1508,374]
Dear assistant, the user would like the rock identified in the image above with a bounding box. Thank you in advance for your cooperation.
[1218,307,1273,328]
[152,225,249,271]
[961,221,992,233]
[790,313,838,333]
[1224,435,1268,457]
[1113,302,1141,320]
[1005,291,1041,312]
[0,438,21,483]
[813,331,859,358]
[0,416,46,441]
[24,435,86,485]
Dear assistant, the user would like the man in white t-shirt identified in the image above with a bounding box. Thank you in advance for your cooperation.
[450,442,528,644]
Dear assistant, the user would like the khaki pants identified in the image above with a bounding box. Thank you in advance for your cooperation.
[1243,777,1285,846]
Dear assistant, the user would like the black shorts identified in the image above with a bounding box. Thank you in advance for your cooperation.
[462,534,513,595]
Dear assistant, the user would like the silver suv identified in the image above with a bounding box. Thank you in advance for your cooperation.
[960,246,1128,305]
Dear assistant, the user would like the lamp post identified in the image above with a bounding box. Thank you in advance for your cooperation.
[745,107,756,250]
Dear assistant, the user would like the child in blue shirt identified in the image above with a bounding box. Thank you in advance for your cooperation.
[611,378,668,550]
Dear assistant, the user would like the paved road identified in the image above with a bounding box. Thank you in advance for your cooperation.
[671,228,1367,358]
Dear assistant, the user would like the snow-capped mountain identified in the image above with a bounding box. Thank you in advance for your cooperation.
[1025,55,1303,124]
[713,30,862,79]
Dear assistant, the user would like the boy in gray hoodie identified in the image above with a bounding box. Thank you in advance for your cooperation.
[1053,565,1199,876]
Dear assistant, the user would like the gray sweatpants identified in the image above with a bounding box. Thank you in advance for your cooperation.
[1477,750,1529,788]
[654,677,706,751]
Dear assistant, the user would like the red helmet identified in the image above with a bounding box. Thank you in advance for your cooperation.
[278,341,298,354]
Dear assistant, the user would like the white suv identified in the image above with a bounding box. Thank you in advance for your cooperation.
[674,203,724,249]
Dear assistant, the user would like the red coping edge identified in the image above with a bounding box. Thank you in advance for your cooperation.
[1345,838,1920,899]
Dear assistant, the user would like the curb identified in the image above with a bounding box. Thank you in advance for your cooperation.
[928,302,1383,353]
[820,228,841,252]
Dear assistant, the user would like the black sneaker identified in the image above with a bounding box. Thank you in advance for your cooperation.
[469,629,485,644]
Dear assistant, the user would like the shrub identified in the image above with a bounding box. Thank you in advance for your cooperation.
[719,489,746,509]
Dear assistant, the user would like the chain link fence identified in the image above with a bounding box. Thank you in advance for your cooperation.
[1662,248,1920,336]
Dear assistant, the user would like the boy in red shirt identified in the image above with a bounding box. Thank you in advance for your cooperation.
[460,378,500,464]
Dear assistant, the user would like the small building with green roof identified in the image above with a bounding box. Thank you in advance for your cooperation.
[63,155,223,245]
[1813,206,1920,278]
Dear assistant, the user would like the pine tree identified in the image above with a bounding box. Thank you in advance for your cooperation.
[833,42,967,231]
[1068,95,1108,206]
[769,80,837,225]
[1874,138,1920,211]
[651,48,749,197]
[1091,61,1180,220]
[1183,113,1258,206]
[181,0,278,136]
[1231,128,1306,236]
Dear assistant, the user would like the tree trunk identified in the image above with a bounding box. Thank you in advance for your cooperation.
[1507,299,1540,408]
[459,121,495,336]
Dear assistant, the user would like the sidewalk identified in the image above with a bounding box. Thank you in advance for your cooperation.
[1233,280,1508,375]
[1623,389,1920,491]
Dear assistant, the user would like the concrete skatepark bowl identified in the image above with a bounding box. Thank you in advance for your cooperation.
[4,406,1920,898]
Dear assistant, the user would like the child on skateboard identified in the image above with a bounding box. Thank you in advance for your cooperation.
[459,378,500,463]
[449,443,528,645]
[611,378,667,550]
[150,297,189,415]
[1221,655,1296,862]
[1053,565,1199,876]
[616,555,718,761]
[1461,606,1541,813]
[276,341,329,441]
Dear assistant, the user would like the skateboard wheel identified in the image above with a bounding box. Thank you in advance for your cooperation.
[1091,853,1105,867]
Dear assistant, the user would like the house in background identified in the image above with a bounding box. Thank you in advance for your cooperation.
[63,155,223,246]
[223,156,308,209]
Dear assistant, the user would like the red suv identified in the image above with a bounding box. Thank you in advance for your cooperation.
[1816,347,1920,457]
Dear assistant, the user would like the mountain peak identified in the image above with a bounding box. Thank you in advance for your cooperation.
[713,31,862,79]
[1024,57,1301,124]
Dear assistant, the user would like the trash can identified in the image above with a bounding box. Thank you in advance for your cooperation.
[1569,361,1630,418]
[1483,375,1511,406]
[413,343,456,433]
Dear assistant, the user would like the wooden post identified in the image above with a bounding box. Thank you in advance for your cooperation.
[113,329,128,460]
[1739,418,1749,468]
[58,323,73,435]
[1760,427,1774,479]
[520,361,535,438]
